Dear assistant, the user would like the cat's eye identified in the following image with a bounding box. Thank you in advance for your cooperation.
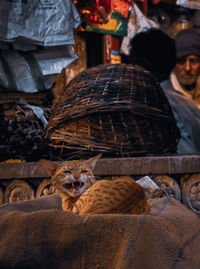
[81,170,88,173]
[63,170,71,174]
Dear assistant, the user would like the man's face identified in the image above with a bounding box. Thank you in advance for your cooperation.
[174,55,200,90]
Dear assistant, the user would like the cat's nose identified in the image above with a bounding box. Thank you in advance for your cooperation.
[74,175,80,181]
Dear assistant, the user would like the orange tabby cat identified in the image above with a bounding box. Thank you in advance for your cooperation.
[39,154,149,215]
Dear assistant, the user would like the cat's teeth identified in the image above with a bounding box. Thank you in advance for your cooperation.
[72,182,74,187]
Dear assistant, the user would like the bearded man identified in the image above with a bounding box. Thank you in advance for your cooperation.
[171,29,200,108]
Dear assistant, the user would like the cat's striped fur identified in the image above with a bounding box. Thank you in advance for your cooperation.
[72,176,150,215]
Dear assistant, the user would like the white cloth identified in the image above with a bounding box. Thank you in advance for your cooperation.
[120,2,159,56]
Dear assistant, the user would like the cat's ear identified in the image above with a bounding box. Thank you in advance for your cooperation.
[84,154,102,171]
[39,159,58,177]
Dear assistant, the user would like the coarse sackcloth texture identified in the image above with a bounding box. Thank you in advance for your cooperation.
[0,194,200,269]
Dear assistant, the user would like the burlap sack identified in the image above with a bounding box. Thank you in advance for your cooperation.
[0,195,200,269]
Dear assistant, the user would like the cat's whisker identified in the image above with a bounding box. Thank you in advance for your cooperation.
[96,176,101,179]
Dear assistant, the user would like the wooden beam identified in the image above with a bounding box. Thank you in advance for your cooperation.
[0,154,200,179]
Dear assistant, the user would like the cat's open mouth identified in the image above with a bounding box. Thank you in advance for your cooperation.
[63,182,84,190]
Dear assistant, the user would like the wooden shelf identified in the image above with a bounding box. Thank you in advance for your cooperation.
[0,154,200,179]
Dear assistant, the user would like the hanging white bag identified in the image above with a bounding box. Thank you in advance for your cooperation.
[0,0,81,46]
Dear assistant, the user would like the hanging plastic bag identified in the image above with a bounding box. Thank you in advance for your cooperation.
[176,0,200,10]
[0,0,81,46]
[120,2,159,55]
[0,45,78,92]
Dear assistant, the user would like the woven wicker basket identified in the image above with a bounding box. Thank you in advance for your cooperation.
[45,64,180,159]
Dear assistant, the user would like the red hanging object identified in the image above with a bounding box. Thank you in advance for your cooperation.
[77,0,112,24]
[112,0,133,18]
